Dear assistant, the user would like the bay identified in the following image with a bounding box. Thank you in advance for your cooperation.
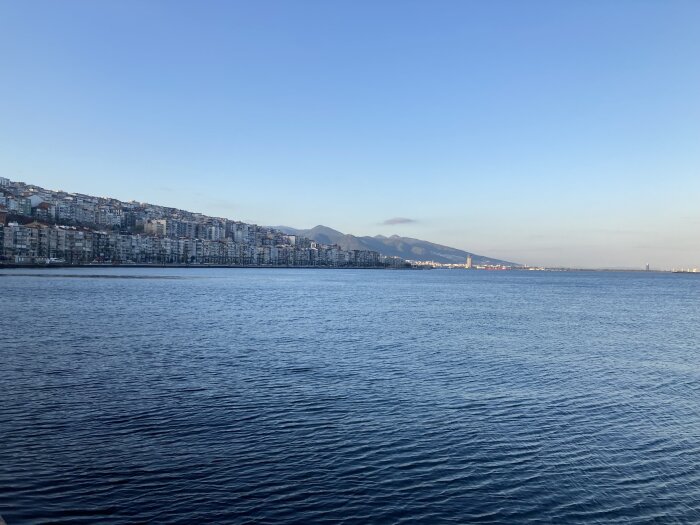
[1,268,700,523]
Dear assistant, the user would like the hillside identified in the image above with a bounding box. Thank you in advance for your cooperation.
[274,225,519,266]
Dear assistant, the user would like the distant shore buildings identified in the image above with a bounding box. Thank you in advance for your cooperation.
[406,258,514,270]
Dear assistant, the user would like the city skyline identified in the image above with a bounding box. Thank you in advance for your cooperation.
[1,1,698,268]
[0,175,517,268]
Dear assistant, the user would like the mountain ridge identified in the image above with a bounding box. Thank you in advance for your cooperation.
[272,225,519,266]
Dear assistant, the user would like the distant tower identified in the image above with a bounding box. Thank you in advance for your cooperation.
[466,254,473,269]
[646,263,650,272]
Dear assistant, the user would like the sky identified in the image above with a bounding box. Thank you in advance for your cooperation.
[1,1,698,269]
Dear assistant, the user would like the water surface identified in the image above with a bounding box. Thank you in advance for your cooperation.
[2,268,700,523]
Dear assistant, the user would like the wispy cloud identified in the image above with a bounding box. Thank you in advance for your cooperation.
[382,217,416,225]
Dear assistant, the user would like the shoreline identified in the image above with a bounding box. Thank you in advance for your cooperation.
[0,264,683,273]
[0,263,403,270]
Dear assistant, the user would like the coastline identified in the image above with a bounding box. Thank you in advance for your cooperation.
[0,263,406,270]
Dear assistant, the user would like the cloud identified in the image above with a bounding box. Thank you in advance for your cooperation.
[382,217,416,225]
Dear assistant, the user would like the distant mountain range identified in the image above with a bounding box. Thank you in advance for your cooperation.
[274,225,520,266]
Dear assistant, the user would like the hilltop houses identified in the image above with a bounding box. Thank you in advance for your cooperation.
[0,178,385,267]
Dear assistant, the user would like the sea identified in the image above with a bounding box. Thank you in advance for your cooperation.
[1,268,699,524]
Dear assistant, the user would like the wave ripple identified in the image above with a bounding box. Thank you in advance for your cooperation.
[2,268,700,523]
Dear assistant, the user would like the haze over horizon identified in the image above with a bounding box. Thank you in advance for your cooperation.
[1,1,698,269]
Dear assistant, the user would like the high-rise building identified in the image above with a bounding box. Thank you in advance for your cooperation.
[466,254,473,269]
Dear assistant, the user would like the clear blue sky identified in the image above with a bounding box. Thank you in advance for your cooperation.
[1,1,698,268]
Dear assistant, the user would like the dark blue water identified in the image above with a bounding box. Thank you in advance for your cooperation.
[2,268,700,524]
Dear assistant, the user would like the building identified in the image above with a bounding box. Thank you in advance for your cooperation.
[0,177,390,268]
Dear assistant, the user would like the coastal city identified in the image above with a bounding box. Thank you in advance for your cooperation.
[2,177,695,273]
[0,177,392,268]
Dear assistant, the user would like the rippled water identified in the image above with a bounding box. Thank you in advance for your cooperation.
[2,268,700,524]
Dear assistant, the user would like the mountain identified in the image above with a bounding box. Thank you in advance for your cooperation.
[273,225,519,266]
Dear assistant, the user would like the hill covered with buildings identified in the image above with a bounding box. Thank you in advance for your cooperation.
[0,177,386,267]
[0,177,518,269]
